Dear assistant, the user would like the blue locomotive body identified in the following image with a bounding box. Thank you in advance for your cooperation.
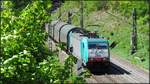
[48,21,110,67]
[69,32,110,66]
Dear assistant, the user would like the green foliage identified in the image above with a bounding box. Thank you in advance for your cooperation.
[57,42,66,50]
[84,1,97,14]
[1,1,85,83]
[63,55,86,83]
[95,1,108,11]
[36,55,63,83]
[108,1,149,23]
[1,1,50,83]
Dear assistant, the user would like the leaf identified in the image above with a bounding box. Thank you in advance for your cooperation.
[3,55,18,65]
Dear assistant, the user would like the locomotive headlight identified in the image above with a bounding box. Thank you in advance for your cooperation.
[101,49,108,57]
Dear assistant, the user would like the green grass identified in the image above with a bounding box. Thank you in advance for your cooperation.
[86,11,149,70]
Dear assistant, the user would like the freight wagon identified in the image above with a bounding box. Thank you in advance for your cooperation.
[47,20,110,75]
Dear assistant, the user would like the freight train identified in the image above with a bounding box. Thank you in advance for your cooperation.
[46,20,110,74]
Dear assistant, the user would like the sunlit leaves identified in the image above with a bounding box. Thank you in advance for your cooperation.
[1,0,51,82]
[1,1,84,83]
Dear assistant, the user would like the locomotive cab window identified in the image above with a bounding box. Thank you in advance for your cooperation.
[88,43,108,49]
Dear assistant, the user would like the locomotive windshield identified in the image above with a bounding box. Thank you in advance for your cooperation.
[88,42,108,57]
[88,43,107,49]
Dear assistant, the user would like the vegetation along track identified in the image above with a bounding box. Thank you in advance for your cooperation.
[47,36,149,83]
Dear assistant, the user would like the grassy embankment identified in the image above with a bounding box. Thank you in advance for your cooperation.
[52,1,149,70]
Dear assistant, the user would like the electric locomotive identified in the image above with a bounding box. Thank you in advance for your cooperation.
[47,20,110,71]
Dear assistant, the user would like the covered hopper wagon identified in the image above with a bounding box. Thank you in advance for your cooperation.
[46,20,110,75]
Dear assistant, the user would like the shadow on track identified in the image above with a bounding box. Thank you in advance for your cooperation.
[87,62,130,75]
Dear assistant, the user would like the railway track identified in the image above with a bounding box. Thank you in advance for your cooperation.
[46,35,149,83]
[86,55,149,83]
[88,63,129,83]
